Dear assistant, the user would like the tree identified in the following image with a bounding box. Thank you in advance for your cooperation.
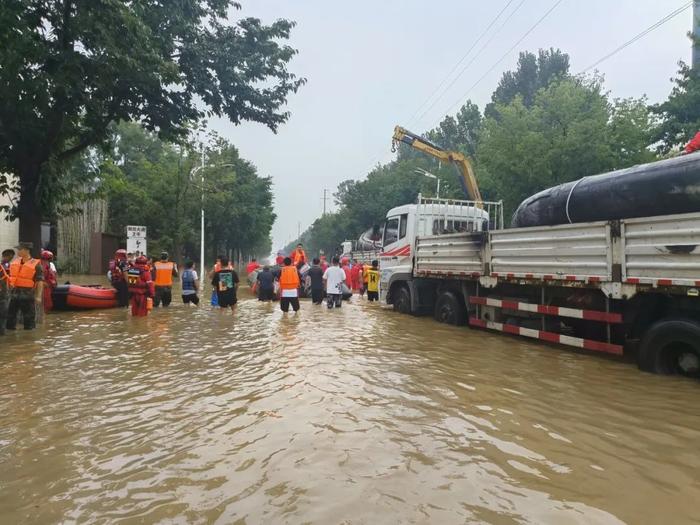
[102,123,275,263]
[652,62,700,153]
[0,1,303,249]
[478,77,656,219]
[485,48,570,118]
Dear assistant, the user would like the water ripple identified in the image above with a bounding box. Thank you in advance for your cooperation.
[0,293,698,523]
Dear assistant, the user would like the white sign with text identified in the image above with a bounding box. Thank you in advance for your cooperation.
[126,225,147,255]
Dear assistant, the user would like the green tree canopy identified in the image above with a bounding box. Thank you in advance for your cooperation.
[652,62,700,153]
[485,48,570,118]
[478,77,655,218]
[102,123,274,263]
[0,0,303,249]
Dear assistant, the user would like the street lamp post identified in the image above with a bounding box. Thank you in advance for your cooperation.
[415,168,440,199]
[190,159,235,292]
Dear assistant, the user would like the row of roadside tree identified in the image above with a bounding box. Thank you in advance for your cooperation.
[286,48,700,257]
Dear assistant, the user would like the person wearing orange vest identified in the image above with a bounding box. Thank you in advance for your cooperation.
[279,257,301,313]
[0,248,14,336]
[6,242,44,331]
[152,251,178,307]
[291,244,307,268]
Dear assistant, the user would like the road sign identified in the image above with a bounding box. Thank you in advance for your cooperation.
[126,225,147,255]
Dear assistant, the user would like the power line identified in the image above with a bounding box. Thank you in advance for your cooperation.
[360,1,524,177]
[436,0,566,127]
[579,2,692,74]
[404,0,518,128]
[411,0,526,128]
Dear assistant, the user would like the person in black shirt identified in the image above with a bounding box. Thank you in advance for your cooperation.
[256,265,275,301]
[211,257,239,311]
[307,258,325,305]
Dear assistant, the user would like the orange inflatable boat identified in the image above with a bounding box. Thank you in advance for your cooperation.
[52,284,118,310]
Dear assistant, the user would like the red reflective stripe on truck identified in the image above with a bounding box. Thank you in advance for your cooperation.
[469,317,623,356]
[468,296,622,323]
[657,279,672,286]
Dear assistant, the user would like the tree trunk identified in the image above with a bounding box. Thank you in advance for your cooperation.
[17,187,43,257]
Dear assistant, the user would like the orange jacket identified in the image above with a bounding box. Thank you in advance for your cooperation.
[279,265,300,290]
[292,249,306,266]
[9,257,39,288]
[154,261,176,286]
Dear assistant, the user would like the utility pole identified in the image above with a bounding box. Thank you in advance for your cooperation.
[322,189,329,215]
[693,0,700,70]
[199,143,205,292]
[298,222,301,238]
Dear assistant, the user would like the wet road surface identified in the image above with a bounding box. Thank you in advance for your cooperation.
[1,289,699,524]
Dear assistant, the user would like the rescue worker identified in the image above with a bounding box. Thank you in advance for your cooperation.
[341,257,352,287]
[127,255,154,317]
[40,250,57,312]
[0,249,14,335]
[6,242,43,331]
[350,259,363,293]
[684,131,700,155]
[279,257,301,313]
[361,261,369,296]
[291,243,307,268]
[108,249,130,307]
[246,258,260,275]
[152,251,178,307]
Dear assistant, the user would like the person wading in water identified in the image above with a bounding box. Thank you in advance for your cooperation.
[279,257,301,313]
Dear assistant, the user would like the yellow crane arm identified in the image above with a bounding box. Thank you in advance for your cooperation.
[392,125,482,204]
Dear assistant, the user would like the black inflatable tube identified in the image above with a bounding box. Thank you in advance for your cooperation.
[510,153,700,228]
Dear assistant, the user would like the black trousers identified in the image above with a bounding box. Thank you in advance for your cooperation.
[280,297,300,312]
[258,288,275,301]
[154,286,172,307]
[6,295,36,330]
[113,280,129,307]
[0,295,8,335]
[311,288,324,304]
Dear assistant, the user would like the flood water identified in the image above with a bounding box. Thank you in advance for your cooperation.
[1,285,699,524]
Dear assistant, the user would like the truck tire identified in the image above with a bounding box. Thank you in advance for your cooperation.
[393,286,411,315]
[434,291,466,325]
[637,318,700,376]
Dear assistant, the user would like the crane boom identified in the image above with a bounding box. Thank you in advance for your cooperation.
[392,125,482,205]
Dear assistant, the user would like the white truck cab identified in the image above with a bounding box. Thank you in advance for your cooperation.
[379,196,496,305]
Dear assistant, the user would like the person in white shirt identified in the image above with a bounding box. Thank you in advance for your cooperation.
[323,256,346,309]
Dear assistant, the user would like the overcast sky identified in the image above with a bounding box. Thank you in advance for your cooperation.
[209,0,695,252]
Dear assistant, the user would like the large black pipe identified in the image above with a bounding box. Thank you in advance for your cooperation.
[510,154,700,228]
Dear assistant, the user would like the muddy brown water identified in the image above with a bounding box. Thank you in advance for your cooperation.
[0,280,699,524]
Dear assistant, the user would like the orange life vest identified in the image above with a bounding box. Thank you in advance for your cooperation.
[9,257,39,289]
[292,249,306,266]
[279,266,300,290]
[154,261,175,286]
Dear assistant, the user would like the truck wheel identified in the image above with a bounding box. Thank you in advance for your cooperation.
[637,318,700,376]
[434,291,466,325]
[393,286,411,314]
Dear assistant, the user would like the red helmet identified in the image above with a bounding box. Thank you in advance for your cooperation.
[41,250,54,260]
[135,255,148,265]
[115,249,127,259]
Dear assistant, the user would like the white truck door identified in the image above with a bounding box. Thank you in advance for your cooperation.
[380,212,412,300]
